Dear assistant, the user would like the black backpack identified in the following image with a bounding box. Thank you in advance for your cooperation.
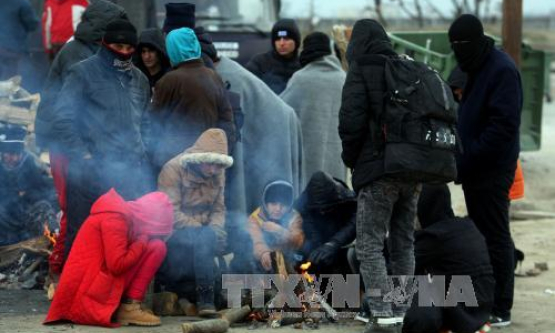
[380,55,459,183]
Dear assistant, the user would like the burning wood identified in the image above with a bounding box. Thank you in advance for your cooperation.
[43,223,57,246]
[299,261,339,322]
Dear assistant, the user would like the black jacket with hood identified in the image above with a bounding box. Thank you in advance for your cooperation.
[35,0,127,150]
[295,171,356,256]
[245,19,301,94]
[134,28,171,91]
[338,19,397,193]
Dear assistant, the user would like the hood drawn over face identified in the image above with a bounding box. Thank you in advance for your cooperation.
[135,28,171,70]
[180,128,233,168]
[165,27,201,66]
[448,14,494,73]
[74,0,127,43]
[346,19,396,63]
[417,184,455,229]
[296,171,356,213]
[128,192,174,238]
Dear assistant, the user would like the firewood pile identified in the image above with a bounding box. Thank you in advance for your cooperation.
[0,227,56,291]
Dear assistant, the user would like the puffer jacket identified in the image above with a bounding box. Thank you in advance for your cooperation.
[52,46,150,160]
[338,19,397,193]
[35,0,127,149]
[295,171,356,256]
[158,129,233,229]
[44,189,173,327]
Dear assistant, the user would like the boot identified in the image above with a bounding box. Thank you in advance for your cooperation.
[196,285,217,318]
[116,300,162,326]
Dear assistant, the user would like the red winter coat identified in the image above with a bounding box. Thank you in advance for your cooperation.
[42,0,88,52]
[44,189,172,327]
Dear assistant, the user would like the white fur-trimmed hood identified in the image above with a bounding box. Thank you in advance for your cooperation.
[180,152,233,168]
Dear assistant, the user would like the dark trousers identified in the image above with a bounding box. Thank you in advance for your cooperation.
[463,169,515,318]
[158,226,217,297]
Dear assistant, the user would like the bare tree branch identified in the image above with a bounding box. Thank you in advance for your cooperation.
[374,0,388,27]
[424,0,449,20]
[413,0,424,27]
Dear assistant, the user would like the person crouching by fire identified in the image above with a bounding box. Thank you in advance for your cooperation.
[247,180,304,275]
[157,128,233,317]
[44,189,174,327]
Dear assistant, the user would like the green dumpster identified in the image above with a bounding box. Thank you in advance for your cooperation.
[388,31,545,151]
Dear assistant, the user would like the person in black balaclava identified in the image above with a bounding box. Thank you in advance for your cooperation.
[402,184,494,333]
[448,14,522,327]
[245,18,302,94]
[52,18,152,258]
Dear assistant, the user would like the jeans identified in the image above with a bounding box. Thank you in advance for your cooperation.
[463,169,515,318]
[160,226,217,295]
[356,178,420,318]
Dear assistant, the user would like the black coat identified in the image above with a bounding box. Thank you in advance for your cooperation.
[457,48,522,183]
[338,19,397,193]
[245,51,301,94]
[35,0,127,150]
[295,171,356,256]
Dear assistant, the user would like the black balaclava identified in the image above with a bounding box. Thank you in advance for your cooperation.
[417,184,455,229]
[346,19,396,64]
[271,19,301,56]
[448,14,494,73]
[102,19,137,64]
[299,32,331,67]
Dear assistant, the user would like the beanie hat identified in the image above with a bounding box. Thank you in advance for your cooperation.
[103,19,137,46]
[299,32,331,67]
[0,125,26,153]
[163,2,196,34]
[271,19,301,53]
[263,180,294,210]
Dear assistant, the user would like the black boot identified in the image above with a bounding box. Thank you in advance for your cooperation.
[196,285,217,318]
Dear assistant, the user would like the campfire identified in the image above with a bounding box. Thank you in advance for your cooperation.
[0,225,57,291]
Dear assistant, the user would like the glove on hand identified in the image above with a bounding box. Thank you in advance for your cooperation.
[308,242,339,267]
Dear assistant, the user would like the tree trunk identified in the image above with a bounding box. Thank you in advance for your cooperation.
[502,0,523,68]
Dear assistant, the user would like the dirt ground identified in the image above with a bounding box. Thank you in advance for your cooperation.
[1,83,555,333]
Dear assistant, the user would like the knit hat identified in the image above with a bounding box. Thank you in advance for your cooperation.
[163,2,195,34]
[0,125,26,153]
[103,19,137,46]
[271,19,301,53]
[180,128,233,168]
[128,192,174,238]
[262,180,294,219]
[448,14,494,73]
[299,32,331,67]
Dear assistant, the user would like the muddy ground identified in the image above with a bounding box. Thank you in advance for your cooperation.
[1,82,555,333]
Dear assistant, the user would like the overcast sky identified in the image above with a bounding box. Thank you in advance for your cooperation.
[281,0,555,18]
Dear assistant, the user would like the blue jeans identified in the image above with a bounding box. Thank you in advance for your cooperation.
[160,226,217,294]
[356,178,420,318]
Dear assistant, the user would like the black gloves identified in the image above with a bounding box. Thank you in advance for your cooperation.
[308,242,339,267]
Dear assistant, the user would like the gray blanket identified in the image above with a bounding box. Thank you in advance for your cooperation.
[281,55,346,185]
[215,56,304,215]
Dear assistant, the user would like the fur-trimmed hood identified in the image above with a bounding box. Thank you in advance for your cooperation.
[180,128,233,168]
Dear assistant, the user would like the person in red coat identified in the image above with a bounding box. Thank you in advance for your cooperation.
[42,0,88,61]
[44,188,173,327]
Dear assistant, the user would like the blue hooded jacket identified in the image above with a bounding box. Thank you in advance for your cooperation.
[165,28,201,66]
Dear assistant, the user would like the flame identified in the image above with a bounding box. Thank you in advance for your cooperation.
[43,223,57,246]
[300,261,314,284]
[247,311,264,322]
